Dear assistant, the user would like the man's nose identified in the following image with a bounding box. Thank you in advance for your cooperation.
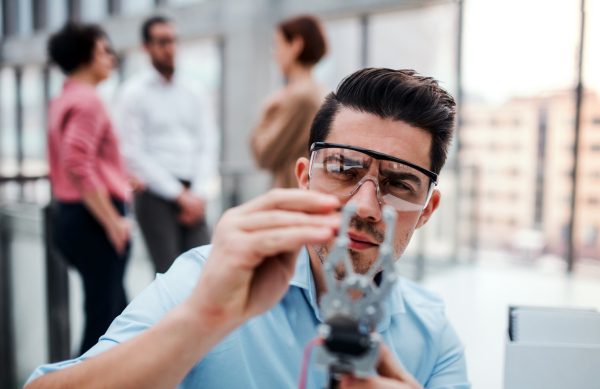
[352,179,382,223]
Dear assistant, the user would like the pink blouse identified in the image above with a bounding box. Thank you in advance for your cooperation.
[48,79,130,202]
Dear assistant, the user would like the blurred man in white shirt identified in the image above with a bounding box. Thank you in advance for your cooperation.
[114,16,218,274]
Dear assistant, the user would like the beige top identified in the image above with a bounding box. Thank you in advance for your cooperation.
[251,78,326,189]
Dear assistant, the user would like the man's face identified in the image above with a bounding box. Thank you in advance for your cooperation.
[297,108,440,280]
[144,23,177,76]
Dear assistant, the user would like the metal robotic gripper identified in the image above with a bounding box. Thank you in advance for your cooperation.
[313,201,398,386]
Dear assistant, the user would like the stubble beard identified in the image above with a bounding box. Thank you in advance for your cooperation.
[152,58,175,79]
[313,216,413,280]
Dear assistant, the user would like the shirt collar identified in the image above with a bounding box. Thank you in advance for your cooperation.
[289,247,406,331]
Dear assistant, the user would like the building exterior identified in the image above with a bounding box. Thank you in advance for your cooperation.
[461,91,600,259]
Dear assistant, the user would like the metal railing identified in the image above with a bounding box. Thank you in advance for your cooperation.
[0,176,71,388]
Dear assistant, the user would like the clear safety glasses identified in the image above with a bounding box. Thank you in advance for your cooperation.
[308,142,438,212]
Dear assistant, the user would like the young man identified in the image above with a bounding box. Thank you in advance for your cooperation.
[26,69,470,388]
[114,16,218,274]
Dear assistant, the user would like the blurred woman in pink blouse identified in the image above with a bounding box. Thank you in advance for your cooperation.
[47,22,131,355]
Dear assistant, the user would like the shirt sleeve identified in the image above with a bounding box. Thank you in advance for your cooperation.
[190,93,219,199]
[425,320,471,389]
[25,246,211,386]
[60,101,108,195]
[114,85,185,200]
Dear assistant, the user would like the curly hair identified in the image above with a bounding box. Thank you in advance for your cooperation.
[48,22,107,74]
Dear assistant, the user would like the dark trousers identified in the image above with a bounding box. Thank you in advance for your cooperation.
[134,190,210,274]
[53,199,130,356]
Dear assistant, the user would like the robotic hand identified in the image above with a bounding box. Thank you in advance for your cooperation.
[298,202,398,389]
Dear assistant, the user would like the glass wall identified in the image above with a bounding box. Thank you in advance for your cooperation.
[21,66,47,177]
[314,17,362,93]
[368,3,458,96]
[121,0,155,17]
[81,0,109,23]
[368,3,460,270]
[0,67,17,177]
[48,0,68,31]
[459,0,597,268]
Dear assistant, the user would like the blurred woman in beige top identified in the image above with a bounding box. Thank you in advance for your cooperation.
[251,15,327,188]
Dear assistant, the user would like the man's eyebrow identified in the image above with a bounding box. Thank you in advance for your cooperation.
[381,170,423,187]
[323,154,364,166]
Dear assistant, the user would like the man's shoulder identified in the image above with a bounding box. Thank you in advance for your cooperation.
[387,276,451,344]
[397,276,445,311]
[393,276,448,332]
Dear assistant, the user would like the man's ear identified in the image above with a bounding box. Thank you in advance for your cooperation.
[415,189,440,229]
[296,157,310,190]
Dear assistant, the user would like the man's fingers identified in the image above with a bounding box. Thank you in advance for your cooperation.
[236,189,340,215]
[340,375,412,389]
[236,210,341,231]
[250,226,336,257]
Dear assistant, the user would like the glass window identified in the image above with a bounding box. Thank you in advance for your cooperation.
[48,0,68,31]
[21,66,47,177]
[0,67,17,177]
[0,2,3,38]
[368,3,458,96]
[18,0,34,36]
[314,17,362,93]
[585,0,599,102]
[49,66,66,100]
[169,0,205,6]
[464,0,578,103]
[176,38,222,124]
[121,0,154,16]
[81,0,109,23]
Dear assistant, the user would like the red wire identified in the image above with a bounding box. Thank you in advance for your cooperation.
[298,337,324,389]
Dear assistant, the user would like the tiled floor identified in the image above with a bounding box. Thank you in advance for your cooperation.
[422,258,600,389]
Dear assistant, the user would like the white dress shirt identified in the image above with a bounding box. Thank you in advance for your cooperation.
[114,68,218,200]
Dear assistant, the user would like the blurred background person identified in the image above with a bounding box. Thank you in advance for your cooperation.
[114,16,218,275]
[47,22,131,356]
[251,15,327,189]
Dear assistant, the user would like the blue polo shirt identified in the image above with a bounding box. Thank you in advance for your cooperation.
[27,245,470,388]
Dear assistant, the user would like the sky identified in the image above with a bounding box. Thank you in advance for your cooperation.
[463,0,599,103]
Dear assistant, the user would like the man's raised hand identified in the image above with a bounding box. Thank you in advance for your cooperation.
[184,189,341,334]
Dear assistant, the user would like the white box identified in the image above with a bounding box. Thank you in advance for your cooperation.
[504,306,600,389]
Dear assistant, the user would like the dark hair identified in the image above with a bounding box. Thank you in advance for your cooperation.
[48,22,107,74]
[278,15,327,66]
[309,68,456,175]
[142,16,171,43]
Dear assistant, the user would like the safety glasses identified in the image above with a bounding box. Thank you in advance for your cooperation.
[309,142,437,212]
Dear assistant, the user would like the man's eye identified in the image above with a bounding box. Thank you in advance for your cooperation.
[386,180,413,191]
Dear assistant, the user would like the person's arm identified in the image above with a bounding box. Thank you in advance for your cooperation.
[61,101,129,253]
[114,85,185,201]
[251,93,314,170]
[26,189,341,389]
[81,191,129,254]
